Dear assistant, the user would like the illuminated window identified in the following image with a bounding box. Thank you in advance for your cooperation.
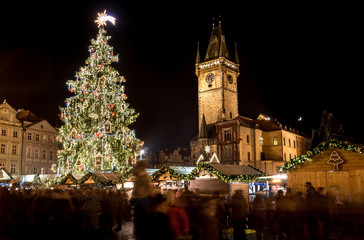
[260,137,264,146]
[273,137,278,146]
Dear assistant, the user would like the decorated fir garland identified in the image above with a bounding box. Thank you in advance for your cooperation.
[190,163,266,183]
[58,169,133,186]
[150,166,190,181]
[280,139,364,172]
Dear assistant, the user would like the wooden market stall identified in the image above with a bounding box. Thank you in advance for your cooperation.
[281,141,364,207]
[59,171,128,187]
[0,167,13,185]
[188,163,265,201]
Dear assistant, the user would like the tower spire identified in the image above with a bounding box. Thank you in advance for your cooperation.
[199,114,208,139]
[196,42,200,64]
[234,42,239,64]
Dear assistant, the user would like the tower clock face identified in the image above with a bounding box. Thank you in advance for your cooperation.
[206,73,215,84]
[227,74,233,84]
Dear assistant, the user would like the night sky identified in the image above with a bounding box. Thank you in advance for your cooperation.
[0,2,361,150]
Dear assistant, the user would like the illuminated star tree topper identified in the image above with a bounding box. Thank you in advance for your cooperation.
[95,10,116,28]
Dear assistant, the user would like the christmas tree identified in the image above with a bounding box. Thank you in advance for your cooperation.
[57,11,142,174]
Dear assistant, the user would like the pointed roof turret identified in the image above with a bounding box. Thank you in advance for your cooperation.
[234,42,239,64]
[196,42,200,64]
[198,113,208,139]
[204,22,230,61]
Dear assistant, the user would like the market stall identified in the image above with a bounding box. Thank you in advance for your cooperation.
[281,140,364,207]
[0,167,12,185]
[188,163,265,201]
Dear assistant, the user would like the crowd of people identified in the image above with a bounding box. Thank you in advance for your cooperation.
[251,182,363,240]
[0,161,363,240]
[0,187,131,240]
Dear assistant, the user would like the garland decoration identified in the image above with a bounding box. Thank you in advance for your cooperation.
[190,163,266,183]
[280,139,364,172]
[150,166,190,181]
[59,169,132,186]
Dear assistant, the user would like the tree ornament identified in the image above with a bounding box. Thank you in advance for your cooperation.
[95,152,103,168]
[104,120,112,133]
[70,128,77,139]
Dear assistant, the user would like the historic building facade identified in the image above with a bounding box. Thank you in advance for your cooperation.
[190,23,311,175]
[154,147,191,168]
[19,114,59,175]
[0,100,23,175]
[0,100,59,175]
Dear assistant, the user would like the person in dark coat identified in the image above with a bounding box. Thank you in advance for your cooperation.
[251,192,267,240]
[305,182,318,239]
[229,190,248,240]
[316,187,329,240]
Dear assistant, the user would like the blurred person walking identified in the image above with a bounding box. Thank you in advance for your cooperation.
[229,190,248,240]
[131,160,154,240]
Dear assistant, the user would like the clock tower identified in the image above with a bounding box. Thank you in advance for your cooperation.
[195,21,239,128]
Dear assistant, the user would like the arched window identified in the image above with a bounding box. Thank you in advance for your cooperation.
[273,137,278,146]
